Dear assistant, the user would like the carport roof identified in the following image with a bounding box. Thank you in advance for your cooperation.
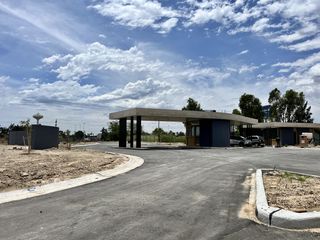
[109,108,258,125]
[252,122,320,129]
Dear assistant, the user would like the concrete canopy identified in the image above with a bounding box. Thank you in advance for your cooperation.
[252,122,320,129]
[109,108,258,126]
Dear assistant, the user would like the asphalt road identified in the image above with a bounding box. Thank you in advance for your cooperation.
[1,143,320,240]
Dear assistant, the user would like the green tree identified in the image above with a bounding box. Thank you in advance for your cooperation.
[268,88,282,121]
[176,131,185,136]
[108,121,119,141]
[232,109,241,115]
[239,93,264,122]
[0,126,8,138]
[74,130,85,141]
[182,98,203,111]
[268,88,313,123]
[152,127,166,142]
[100,127,108,141]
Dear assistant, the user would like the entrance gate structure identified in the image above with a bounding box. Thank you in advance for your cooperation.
[109,108,258,148]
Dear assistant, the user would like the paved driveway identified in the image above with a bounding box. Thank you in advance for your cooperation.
[1,143,320,240]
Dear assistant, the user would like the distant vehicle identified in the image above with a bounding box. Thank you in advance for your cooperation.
[246,135,265,147]
[230,135,246,147]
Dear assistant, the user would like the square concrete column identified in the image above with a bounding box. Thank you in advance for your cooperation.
[130,116,134,148]
[136,116,141,148]
[119,118,127,148]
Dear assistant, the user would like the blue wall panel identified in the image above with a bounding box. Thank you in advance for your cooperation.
[280,128,294,146]
[212,120,230,147]
[199,119,230,147]
[199,119,213,147]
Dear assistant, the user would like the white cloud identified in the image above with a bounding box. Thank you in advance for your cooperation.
[0,2,85,51]
[44,42,230,88]
[284,36,320,52]
[42,54,72,65]
[237,49,249,55]
[308,63,320,77]
[89,0,180,34]
[0,75,9,83]
[185,0,320,53]
[51,42,164,80]
[88,78,178,109]
[19,80,99,105]
[36,41,237,113]
[238,65,259,74]
[269,22,318,43]
[272,52,320,69]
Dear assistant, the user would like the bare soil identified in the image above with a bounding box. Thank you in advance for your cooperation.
[263,170,320,212]
[0,145,128,192]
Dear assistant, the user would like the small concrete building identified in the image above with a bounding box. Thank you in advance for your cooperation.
[109,108,257,148]
[8,125,59,149]
[245,122,320,146]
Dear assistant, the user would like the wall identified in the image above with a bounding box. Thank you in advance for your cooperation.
[199,119,230,147]
[31,125,59,149]
[8,125,59,149]
[8,131,27,145]
[212,120,230,147]
[280,128,294,146]
[199,119,213,147]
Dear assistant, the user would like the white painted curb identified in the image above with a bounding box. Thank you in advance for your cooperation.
[71,142,101,148]
[0,153,144,204]
[256,169,320,229]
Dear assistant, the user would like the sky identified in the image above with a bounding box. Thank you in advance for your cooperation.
[0,0,320,134]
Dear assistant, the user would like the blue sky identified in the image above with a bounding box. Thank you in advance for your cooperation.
[0,0,320,133]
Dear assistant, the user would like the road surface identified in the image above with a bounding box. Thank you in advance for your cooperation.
[1,143,320,239]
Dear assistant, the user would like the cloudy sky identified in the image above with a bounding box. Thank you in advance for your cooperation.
[0,0,320,133]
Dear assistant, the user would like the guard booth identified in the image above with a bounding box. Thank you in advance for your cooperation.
[109,108,257,148]
[251,122,320,146]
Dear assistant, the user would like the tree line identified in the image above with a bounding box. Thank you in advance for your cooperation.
[183,88,313,123]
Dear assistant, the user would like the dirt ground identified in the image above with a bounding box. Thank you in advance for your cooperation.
[0,144,128,192]
[263,170,320,212]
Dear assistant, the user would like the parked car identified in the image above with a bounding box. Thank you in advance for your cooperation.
[230,135,246,147]
[246,135,265,147]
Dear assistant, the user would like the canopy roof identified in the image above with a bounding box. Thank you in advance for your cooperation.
[109,108,258,126]
[252,122,320,129]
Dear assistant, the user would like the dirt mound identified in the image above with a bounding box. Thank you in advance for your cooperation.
[263,170,320,212]
[0,145,127,192]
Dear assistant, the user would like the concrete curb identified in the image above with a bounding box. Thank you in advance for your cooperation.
[0,153,144,204]
[71,142,101,148]
[256,169,320,229]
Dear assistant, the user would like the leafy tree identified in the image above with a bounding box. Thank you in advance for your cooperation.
[152,127,166,142]
[232,109,241,115]
[108,121,119,141]
[268,88,282,121]
[8,123,25,131]
[74,130,85,141]
[100,127,108,141]
[182,98,203,111]
[176,131,185,136]
[0,126,8,138]
[268,88,313,123]
[239,93,264,122]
